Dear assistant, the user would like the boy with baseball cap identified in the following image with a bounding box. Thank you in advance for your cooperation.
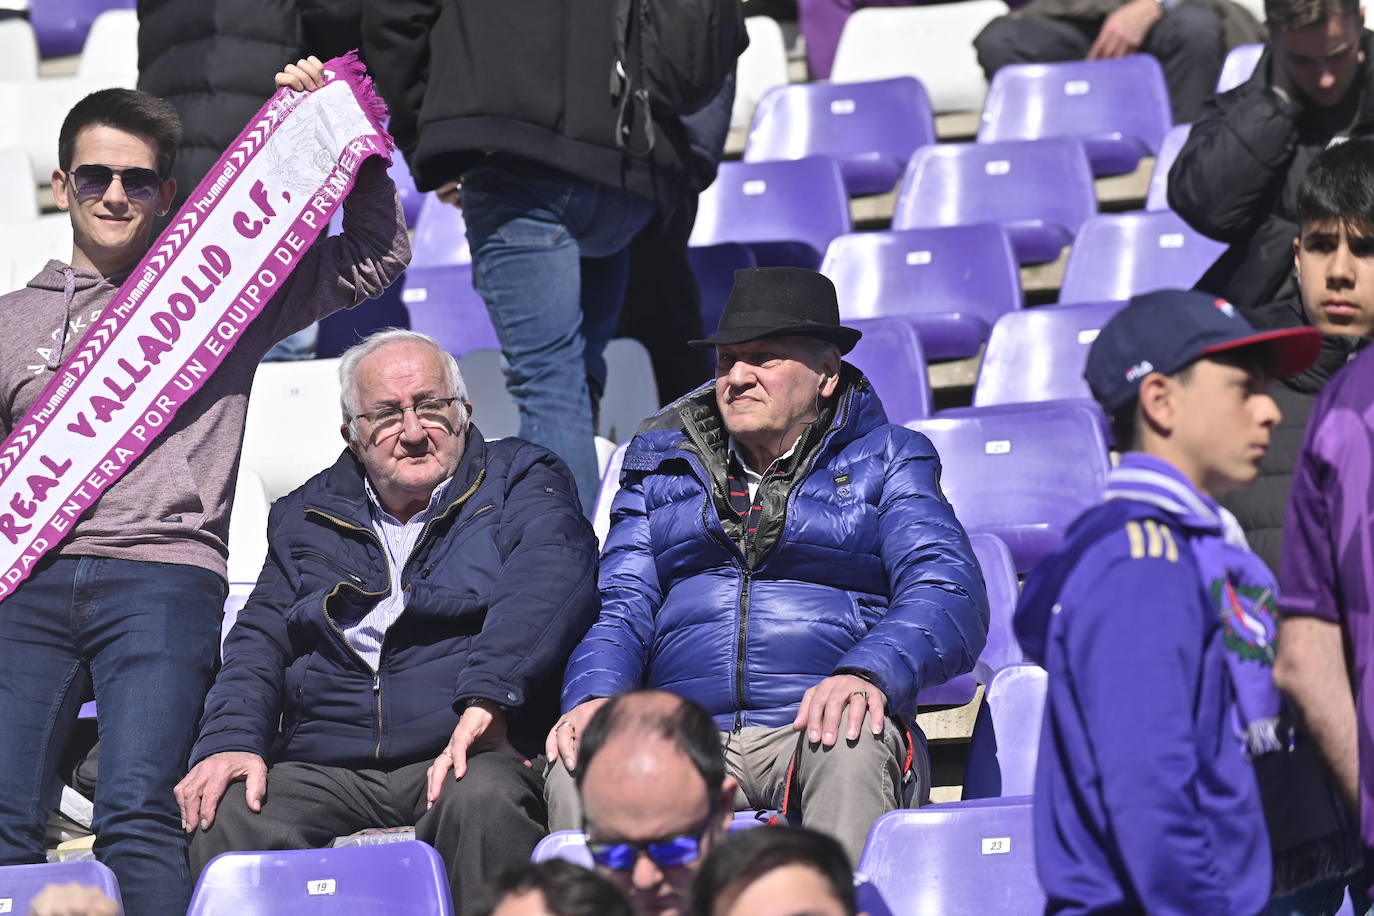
[1013,288,1321,915]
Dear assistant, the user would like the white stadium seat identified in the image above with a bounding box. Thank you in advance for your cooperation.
[0,147,37,220]
[831,0,1005,113]
[732,16,790,131]
[0,18,38,80]
[77,10,138,86]
[241,357,345,502]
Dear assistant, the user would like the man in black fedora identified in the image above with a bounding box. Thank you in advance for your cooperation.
[542,267,989,868]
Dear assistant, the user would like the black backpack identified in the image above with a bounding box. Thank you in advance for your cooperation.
[612,0,748,156]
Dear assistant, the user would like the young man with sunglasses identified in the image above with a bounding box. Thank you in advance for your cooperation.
[0,63,410,916]
[575,691,739,916]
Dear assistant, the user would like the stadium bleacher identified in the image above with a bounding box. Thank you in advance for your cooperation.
[8,1,1291,909]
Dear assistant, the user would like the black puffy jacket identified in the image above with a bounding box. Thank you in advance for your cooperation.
[1168,34,1374,311]
[137,0,362,212]
[362,0,697,205]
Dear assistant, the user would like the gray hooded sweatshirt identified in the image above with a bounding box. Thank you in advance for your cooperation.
[0,164,410,578]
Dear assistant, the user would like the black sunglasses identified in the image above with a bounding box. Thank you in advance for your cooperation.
[67,164,164,201]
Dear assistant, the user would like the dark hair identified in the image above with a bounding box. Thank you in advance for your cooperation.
[58,88,182,177]
[1297,139,1374,235]
[1266,0,1359,31]
[574,691,726,795]
[470,860,633,916]
[688,827,857,916]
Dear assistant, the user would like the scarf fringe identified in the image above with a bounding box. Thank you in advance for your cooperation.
[328,50,396,154]
[1244,717,1286,759]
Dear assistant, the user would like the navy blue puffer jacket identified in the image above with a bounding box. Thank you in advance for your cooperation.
[192,427,600,769]
[562,367,989,729]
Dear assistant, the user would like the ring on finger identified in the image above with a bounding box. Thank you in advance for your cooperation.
[851,690,869,700]
[556,720,576,731]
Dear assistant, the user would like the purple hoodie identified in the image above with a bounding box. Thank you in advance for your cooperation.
[1015,453,1271,916]
[0,165,409,578]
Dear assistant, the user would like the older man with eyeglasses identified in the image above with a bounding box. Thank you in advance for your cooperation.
[175,329,600,914]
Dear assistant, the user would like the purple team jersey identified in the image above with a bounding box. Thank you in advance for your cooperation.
[1281,345,1374,891]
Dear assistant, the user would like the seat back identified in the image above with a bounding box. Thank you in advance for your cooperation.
[227,466,270,588]
[593,442,630,545]
[601,338,659,443]
[1216,42,1263,93]
[1058,211,1226,304]
[387,148,425,228]
[973,300,1127,407]
[1145,123,1191,212]
[745,77,936,196]
[920,532,1021,707]
[0,861,122,915]
[964,664,1050,799]
[691,158,852,268]
[893,138,1096,264]
[822,225,1021,360]
[856,797,1045,915]
[0,148,37,221]
[731,15,790,131]
[403,201,499,354]
[0,19,39,80]
[188,841,453,915]
[907,402,1110,573]
[77,8,137,84]
[31,0,134,58]
[690,242,758,337]
[456,348,519,439]
[978,56,1171,174]
[831,1,1005,112]
[242,358,344,502]
[845,316,932,425]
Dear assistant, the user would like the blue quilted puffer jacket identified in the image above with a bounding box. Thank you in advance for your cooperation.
[562,366,989,729]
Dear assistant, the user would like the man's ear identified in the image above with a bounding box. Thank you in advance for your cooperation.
[52,168,69,212]
[340,423,358,455]
[1293,235,1302,276]
[715,777,739,833]
[155,177,177,218]
[1137,372,1175,437]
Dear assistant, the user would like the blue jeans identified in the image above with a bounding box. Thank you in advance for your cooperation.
[461,161,654,514]
[0,556,225,916]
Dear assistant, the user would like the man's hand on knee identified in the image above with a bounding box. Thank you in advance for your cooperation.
[792,674,888,747]
[426,700,530,808]
[543,697,610,773]
[174,751,268,833]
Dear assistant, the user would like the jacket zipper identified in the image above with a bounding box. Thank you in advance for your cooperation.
[304,469,487,760]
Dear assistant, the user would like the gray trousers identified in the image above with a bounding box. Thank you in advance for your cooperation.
[546,712,918,864]
[189,753,546,915]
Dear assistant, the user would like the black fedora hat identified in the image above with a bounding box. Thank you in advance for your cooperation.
[689,267,862,354]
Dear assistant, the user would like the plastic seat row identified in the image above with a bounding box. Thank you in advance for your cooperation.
[744,54,1174,199]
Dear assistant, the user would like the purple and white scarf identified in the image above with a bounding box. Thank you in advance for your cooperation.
[1105,452,1284,758]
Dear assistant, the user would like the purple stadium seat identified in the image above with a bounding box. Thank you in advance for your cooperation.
[845,317,932,424]
[402,197,499,356]
[856,797,1045,915]
[316,284,410,358]
[743,77,937,196]
[531,812,770,866]
[963,664,1049,799]
[972,300,1127,408]
[690,157,852,269]
[30,0,133,58]
[0,861,122,914]
[387,149,425,228]
[893,138,1097,265]
[1059,210,1227,304]
[822,225,1022,360]
[907,402,1110,573]
[977,56,1172,177]
[1145,123,1191,212]
[187,841,452,915]
[1216,42,1263,94]
[920,532,1022,707]
[689,243,758,341]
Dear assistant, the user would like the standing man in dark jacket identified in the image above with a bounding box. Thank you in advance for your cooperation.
[1169,0,1374,311]
[544,268,989,862]
[175,330,601,914]
[364,1,742,515]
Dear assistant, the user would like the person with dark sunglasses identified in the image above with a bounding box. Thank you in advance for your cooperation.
[0,61,409,916]
[575,692,738,916]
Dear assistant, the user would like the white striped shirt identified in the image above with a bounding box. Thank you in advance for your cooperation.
[345,477,453,671]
